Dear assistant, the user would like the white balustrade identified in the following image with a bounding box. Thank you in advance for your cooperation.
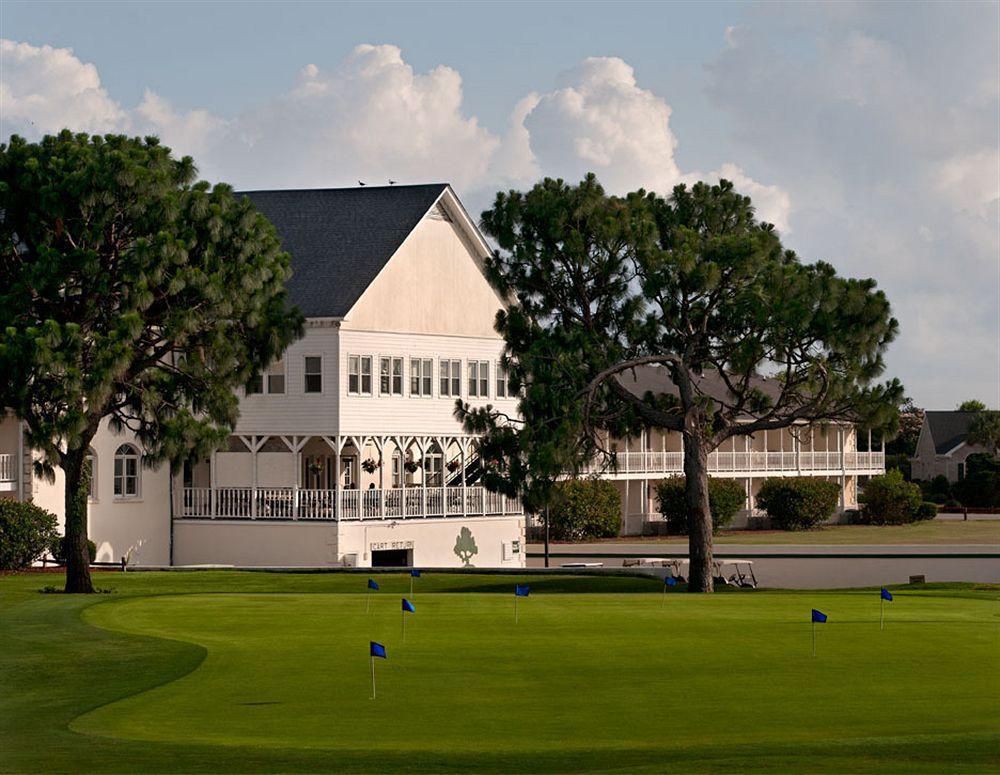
[179,485,522,522]
[580,447,884,476]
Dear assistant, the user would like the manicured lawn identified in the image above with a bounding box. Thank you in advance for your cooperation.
[594,518,1000,545]
[2,571,998,773]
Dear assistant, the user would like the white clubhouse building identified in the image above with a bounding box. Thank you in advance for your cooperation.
[0,184,884,568]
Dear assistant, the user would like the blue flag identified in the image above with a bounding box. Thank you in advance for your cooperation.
[515,584,530,597]
[811,609,828,623]
[370,641,387,659]
[367,578,379,591]
[665,576,677,587]
[402,598,415,613]
[410,569,421,577]
[881,587,893,601]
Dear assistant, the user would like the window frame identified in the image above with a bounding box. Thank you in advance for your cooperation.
[113,443,141,500]
[380,355,404,397]
[440,358,462,397]
[85,448,98,501]
[469,360,489,398]
[410,358,434,398]
[304,355,323,394]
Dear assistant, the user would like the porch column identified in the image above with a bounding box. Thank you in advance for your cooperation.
[460,438,469,518]
[209,450,218,518]
[323,435,344,520]
[376,436,386,518]
[795,432,801,474]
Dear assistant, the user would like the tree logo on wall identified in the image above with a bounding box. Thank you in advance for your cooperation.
[453,526,478,567]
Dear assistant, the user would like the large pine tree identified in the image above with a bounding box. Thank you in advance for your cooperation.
[0,132,303,592]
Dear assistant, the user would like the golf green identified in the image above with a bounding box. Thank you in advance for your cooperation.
[2,572,998,772]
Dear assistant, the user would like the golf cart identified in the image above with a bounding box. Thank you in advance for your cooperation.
[712,559,757,589]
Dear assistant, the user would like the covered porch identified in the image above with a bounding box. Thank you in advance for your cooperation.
[178,433,521,521]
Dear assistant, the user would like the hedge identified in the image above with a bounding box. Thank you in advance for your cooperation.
[0,500,59,571]
[655,476,745,534]
[755,477,841,531]
[858,469,924,524]
[548,479,622,541]
[49,536,98,564]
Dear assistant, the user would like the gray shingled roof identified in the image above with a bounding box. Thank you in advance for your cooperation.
[242,184,449,318]
[924,411,976,454]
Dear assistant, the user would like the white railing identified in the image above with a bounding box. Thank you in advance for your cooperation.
[580,450,884,476]
[0,454,13,484]
[180,485,522,521]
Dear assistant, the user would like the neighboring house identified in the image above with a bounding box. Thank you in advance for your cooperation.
[910,411,989,482]
[0,183,885,566]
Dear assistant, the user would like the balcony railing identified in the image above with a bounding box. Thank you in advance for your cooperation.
[180,486,521,521]
[579,450,884,476]
[0,454,13,485]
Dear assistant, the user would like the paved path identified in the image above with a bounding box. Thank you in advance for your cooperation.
[527,542,1000,588]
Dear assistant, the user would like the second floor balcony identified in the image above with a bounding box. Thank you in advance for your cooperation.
[581,449,885,478]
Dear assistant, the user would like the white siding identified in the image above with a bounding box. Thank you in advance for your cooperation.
[234,323,340,435]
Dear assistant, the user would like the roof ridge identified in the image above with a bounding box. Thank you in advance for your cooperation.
[238,183,449,196]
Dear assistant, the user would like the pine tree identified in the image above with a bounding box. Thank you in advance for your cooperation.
[0,132,303,592]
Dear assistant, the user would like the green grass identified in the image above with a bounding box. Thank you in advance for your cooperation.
[592,519,1000,545]
[2,571,998,773]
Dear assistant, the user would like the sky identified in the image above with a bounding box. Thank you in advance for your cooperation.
[1,1,998,409]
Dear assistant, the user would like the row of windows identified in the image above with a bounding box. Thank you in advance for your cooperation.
[247,355,517,400]
[84,444,141,500]
[348,355,515,399]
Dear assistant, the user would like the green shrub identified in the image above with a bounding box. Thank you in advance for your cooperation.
[952,454,1000,508]
[916,502,939,520]
[858,469,923,524]
[49,536,98,564]
[755,477,841,531]
[548,479,622,540]
[0,500,59,571]
[655,476,745,534]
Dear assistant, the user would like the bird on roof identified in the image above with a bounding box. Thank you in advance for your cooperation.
[358,180,366,186]
[389,180,396,185]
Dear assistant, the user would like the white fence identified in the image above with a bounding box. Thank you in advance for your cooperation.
[180,486,521,521]
[580,450,884,476]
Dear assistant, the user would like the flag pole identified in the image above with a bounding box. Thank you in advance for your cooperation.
[401,606,406,641]
[662,580,666,608]
[370,655,376,700]
[366,586,371,613]
[812,620,816,657]
[880,593,885,631]
[515,592,519,625]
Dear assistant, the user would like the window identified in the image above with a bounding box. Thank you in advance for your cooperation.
[468,360,489,398]
[247,359,285,395]
[392,451,404,487]
[440,359,462,397]
[424,453,443,486]
[380,356,403,396]
[496,361,513,398]
[85,449,97,500]
[342,456,356,488]
[304,356,323,393]
[349,355,372,395]
[113,444,140,498]
[266,359,285,394]
[410,358,433,396]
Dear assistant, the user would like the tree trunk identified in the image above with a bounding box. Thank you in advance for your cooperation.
[683,432,714,593]
[63,447,94,594]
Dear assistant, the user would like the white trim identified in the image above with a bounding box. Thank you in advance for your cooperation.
[303,354,324,395]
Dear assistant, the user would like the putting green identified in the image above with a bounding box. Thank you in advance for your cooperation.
[74,584,1000,765]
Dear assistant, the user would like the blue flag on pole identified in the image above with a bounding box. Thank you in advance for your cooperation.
[402,598,415,612]
[370,641,387,659]
[367,578,379,590]
[515,584,530,597]
[410,569,421,577]
[665,576,677,587]
[881,587,893,601]
[811,609,828,623]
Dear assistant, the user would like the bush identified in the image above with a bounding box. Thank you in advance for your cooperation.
[49,536,98,564]
[755,477,841,531]
[548,479,622,541]
[916,502,939,520]
[952,454,1000,508]
[858,469,923,524]
[655,477,745,534]
[0,500,59,571]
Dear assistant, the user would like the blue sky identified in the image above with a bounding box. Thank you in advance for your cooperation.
[2,1,998,408]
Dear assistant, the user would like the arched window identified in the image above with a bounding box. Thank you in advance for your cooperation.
[113,444,140,498]
[85,448,97,500]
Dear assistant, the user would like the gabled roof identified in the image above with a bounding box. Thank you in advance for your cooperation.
[924,411,976,454]
[618,365,782,405]
[241,183,450,318]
